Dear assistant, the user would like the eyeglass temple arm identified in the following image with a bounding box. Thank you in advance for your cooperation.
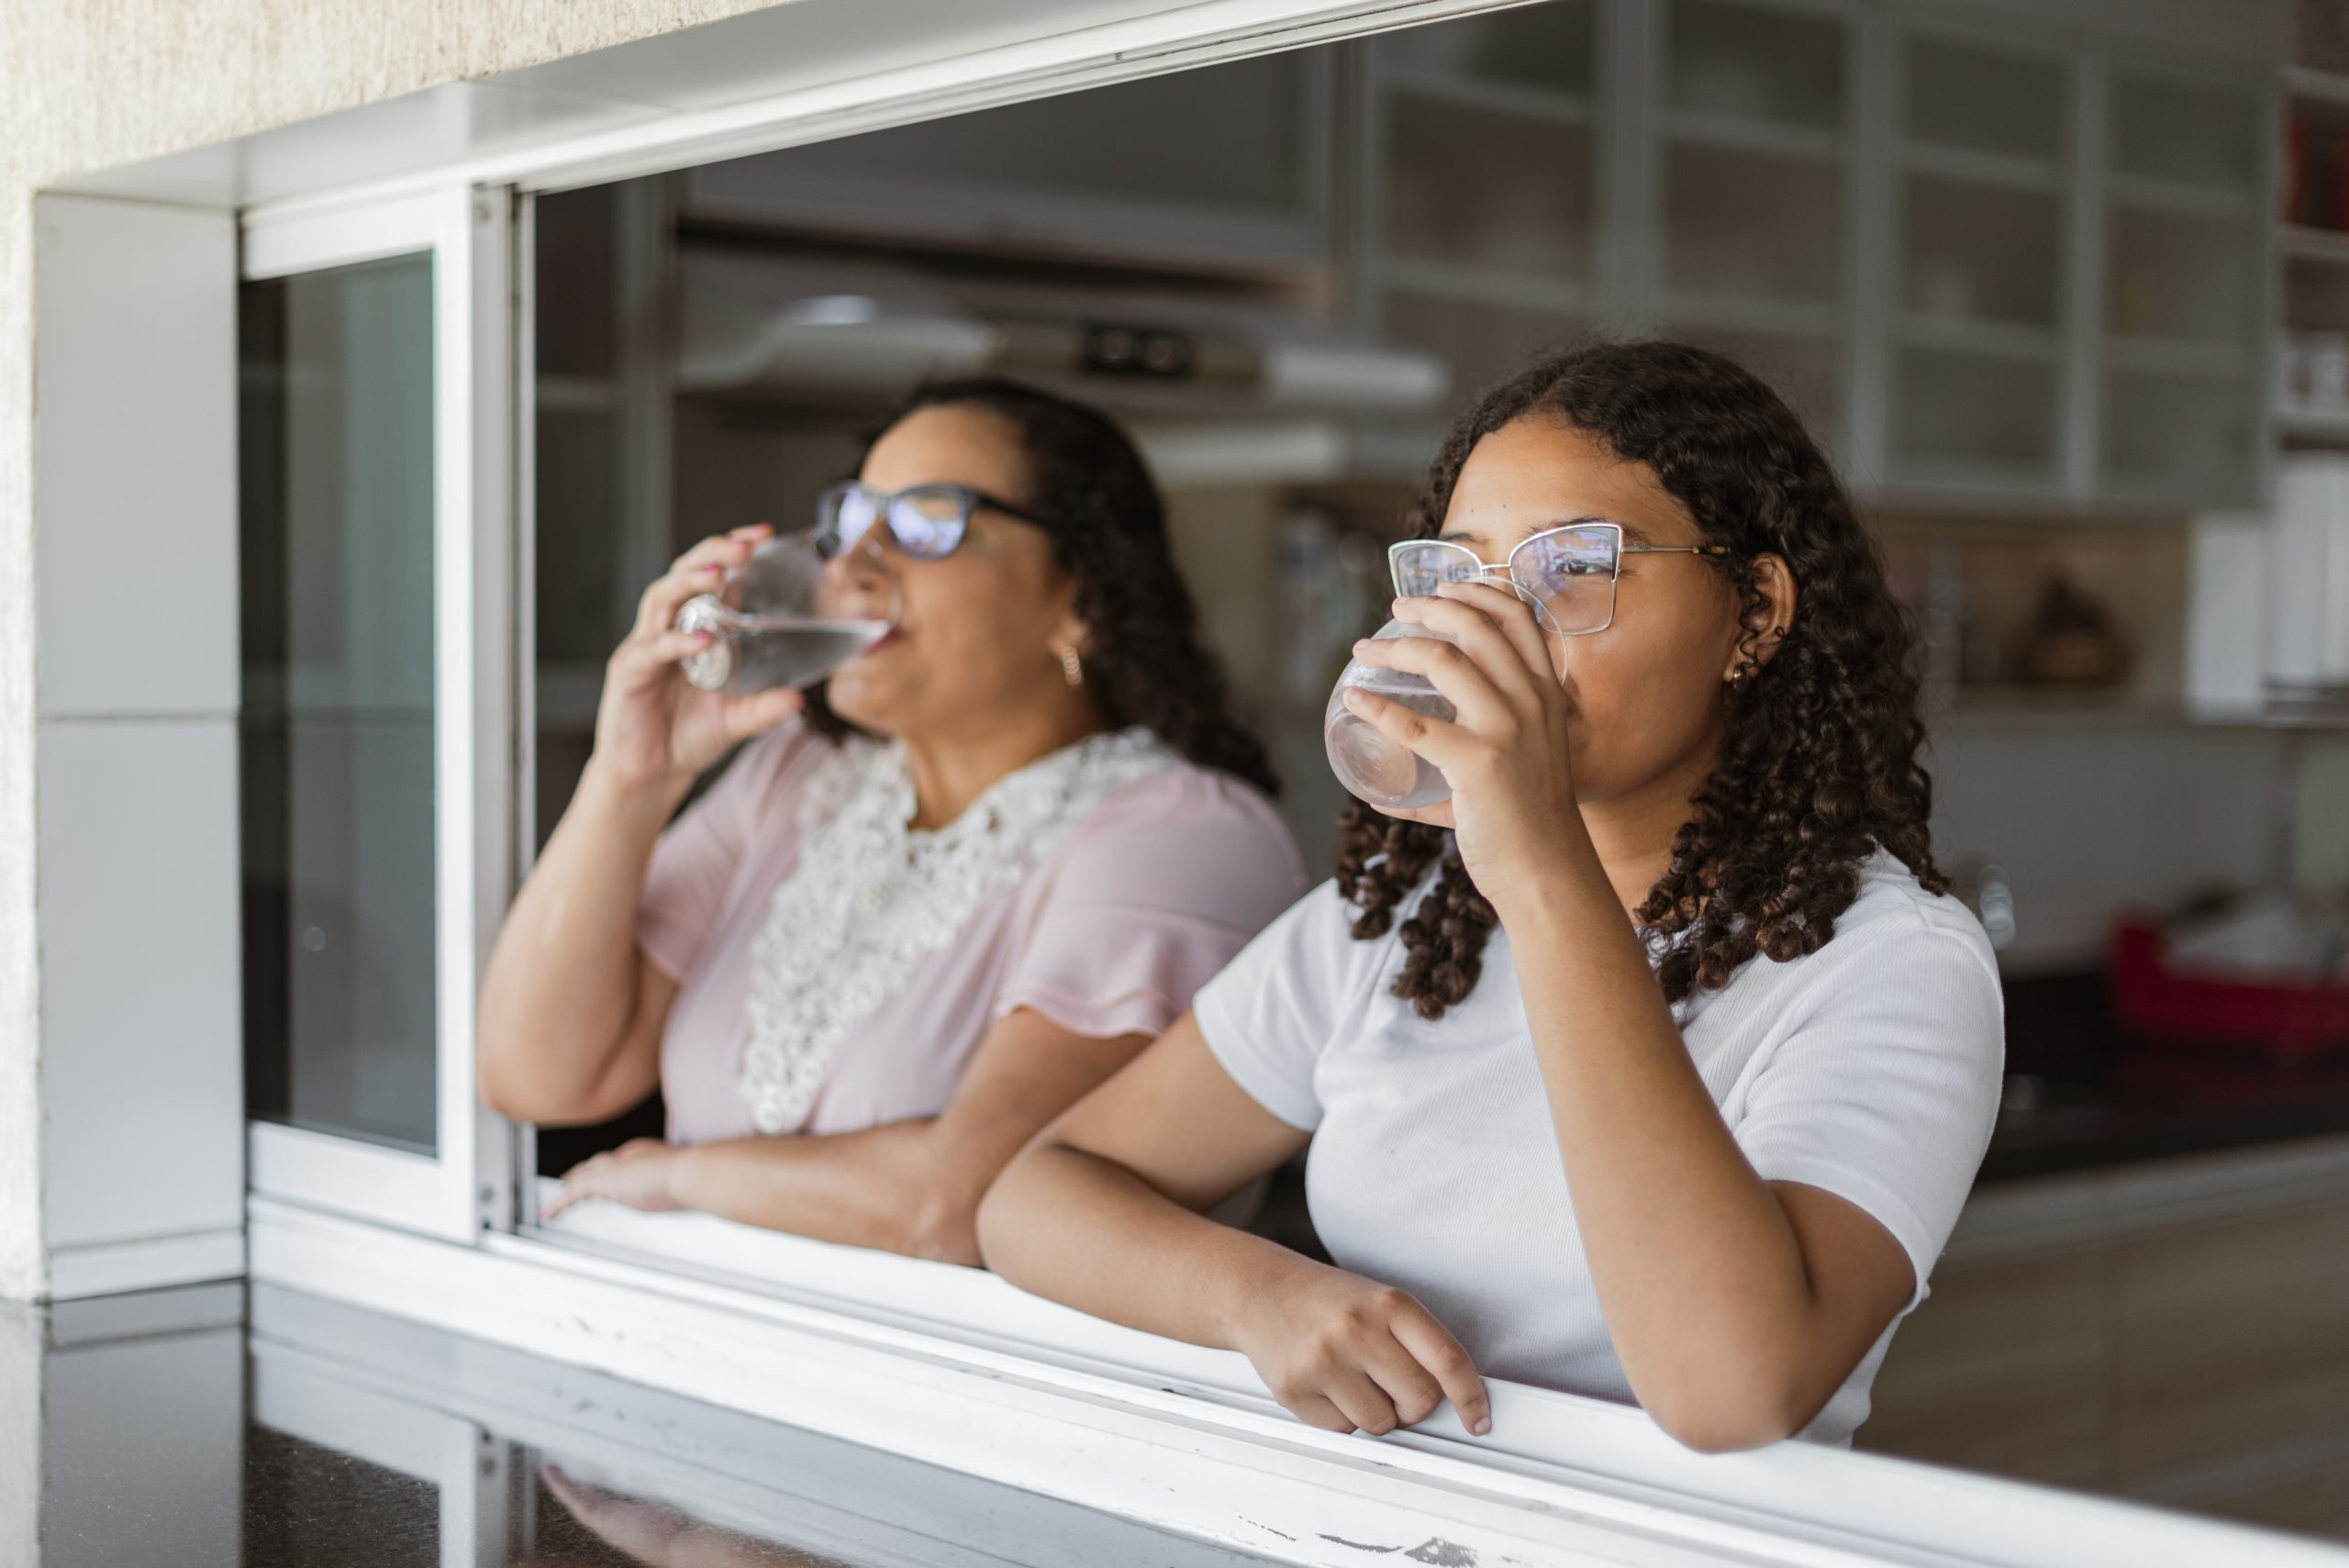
[1620,544,1735,557]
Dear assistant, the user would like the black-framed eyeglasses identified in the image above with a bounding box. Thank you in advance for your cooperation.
[1389,521,1734,637]
[814,481,1057,562]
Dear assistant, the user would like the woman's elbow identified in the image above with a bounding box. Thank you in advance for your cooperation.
[972,1144,1052,1275]
[474,1050,618,1129]
[1642,1375,1812,1454]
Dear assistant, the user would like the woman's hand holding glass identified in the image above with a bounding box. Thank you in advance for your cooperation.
[1227,1251,1492,1438]
[1338,580,1592,917]
[592,524,810,794]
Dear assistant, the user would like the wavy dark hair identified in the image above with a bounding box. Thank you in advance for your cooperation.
[1336,339,1946,1018]
[801,376,1277,796]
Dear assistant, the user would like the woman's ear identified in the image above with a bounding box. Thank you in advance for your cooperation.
[1740,552,1798,673]
[1049,608,1093,662]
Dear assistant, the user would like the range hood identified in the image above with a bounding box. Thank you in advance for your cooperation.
[674,250,1450,417]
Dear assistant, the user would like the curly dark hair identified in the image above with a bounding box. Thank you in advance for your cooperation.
[801,376,1278,796]
[1336,339,1946,1018]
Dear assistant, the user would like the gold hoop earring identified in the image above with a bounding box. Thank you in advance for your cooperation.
[1060,644,1085,688]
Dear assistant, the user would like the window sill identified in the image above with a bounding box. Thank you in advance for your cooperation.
[247,1193,2320,1567]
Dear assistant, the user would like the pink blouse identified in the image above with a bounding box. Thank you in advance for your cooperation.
[636,720,1307,1143]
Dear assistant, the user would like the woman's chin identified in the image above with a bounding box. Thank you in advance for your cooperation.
[824,673,902,734]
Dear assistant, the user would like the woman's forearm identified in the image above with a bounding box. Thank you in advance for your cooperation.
[1501,865,1830,1449]
[978,1142,1303,1346]
[667,1122,971,1262]
[477,762,688,1118]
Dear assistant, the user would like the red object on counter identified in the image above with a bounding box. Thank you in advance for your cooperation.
[2288,109,2308,225]
[2332,129,2349,230]
[2110,918,2349,1057]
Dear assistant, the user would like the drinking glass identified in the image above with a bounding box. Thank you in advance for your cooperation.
[675,530,899,694]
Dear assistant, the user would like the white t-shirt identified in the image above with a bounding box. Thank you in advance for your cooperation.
[1193,845,2004,1446]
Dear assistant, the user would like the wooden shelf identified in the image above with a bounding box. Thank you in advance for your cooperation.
[1658,108,1842,165]
[1383,69,1593,127]
[1882,456,2065,501]
[1897,314,2062,362]
[1381,256,1590,315]
[2286,64,2349,108]
[2108,173,2253,223]
[1658,291,1838,339]
[2277,402,2349,442]
[2280,224,2349,266]
[1898,140,2063,195]
[2104,336,2249,380]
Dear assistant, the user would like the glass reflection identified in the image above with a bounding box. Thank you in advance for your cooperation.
[4,1284,1281,1568]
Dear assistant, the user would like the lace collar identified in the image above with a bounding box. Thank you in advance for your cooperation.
[738,726,1178,1133]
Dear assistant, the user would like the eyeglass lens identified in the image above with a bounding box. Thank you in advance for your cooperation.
[1390,528,1621,635]
[819,484,972,562]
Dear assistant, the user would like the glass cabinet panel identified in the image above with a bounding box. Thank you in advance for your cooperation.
[1904,34,2064,164]
[1887,34,2072,491]
[240,254,440,1153]
[1377,0,1593,95]
[2099,64,2266,502]
[1895,349,2060,473]
[2105,206,2257,346]
[2112,72,2263,193]
[1666,0,1844,130]
[2101,368,2260,500]
[1901,177,2061,328]
[1365,3,1598,402]
[1385,95,1592,278]
[1663,143,1842,305]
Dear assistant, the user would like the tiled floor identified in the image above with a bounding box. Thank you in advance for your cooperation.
[5,1281,1284,1568]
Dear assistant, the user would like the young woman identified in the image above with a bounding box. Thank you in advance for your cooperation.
[978,341,2004,1452]
[478,379,1304,1264]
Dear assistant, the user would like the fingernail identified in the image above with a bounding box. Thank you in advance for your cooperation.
[1474,1417,1491,1436]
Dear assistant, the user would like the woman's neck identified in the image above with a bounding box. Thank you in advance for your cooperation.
[900,698,1108,831]
[1577,745,1720,919]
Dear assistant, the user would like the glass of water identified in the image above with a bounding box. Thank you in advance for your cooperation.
[675,529,899,695]
[1323,618,1468,811]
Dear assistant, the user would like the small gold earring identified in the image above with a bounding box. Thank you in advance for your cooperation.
[1060,644,1085,688]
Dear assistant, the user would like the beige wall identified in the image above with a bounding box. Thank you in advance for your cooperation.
[0,0,798,1296]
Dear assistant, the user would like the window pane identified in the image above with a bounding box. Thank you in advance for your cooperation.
[240,254,439,1153]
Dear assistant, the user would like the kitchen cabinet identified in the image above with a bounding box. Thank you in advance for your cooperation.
[2099,62,2271,506]
[678,50,1334,277]
[1887,27,2070,493]
[1360,0,1599,401]
[1353,0,2277,510]
[1861,1174,2349,1537]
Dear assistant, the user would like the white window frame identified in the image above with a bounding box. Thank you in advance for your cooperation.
[45,1,2296,1562]
[240,184,518,1242]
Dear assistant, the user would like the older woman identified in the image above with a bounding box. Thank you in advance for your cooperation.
[478,378,1303,1263]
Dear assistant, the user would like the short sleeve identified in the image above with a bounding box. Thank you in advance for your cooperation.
[637,723,807,981]
[1191,879,1377,1132]
[1733,920,2006,1309]
[994,772,1306,1048]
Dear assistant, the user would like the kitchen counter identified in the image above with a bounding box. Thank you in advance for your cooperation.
[1981,972,2349,1183]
